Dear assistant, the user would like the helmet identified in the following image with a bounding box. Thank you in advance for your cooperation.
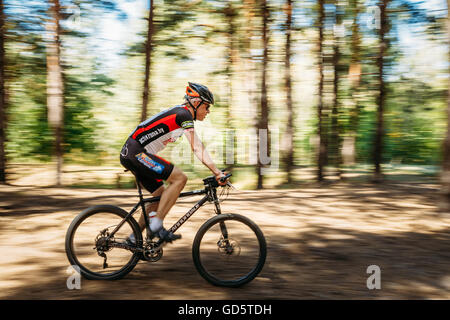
[185,82,214,105]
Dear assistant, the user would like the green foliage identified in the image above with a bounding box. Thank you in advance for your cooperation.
[1,0,448,186]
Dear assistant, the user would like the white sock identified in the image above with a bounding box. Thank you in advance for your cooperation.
[148,211,162,232]
[128,212,159,241]
[150,214,163,233]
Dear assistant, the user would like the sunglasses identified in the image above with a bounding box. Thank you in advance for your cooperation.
[200,101,210,111]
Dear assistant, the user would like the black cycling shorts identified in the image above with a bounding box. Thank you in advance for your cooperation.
[120,137,174,193]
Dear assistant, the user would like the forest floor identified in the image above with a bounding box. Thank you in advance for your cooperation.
[0,168,449,300]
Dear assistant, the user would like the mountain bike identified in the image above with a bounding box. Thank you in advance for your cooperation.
[65,171,267,287]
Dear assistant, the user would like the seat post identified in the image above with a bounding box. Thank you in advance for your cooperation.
[135,178,144,201]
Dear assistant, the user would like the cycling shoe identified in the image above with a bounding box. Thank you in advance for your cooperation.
[154,228,182,242]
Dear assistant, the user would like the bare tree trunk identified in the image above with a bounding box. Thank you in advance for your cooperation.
[243,0,256,118]
[141,0,154,121]
[257,0,269,189]
[332,2,343,179]
[0,0,6,184]
[439,0,450,212]
[374,0,388,182]
[46,0,64,186]
[346,0,362,167]
[317,0,326,182]
[284,0,294,184]
[225,2,237,168]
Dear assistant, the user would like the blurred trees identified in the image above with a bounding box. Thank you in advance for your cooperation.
[283,0,294,184]
[441,0,450,211]
[256,0,270,189]
[46,0,64,186]
[374,0,388,182]
[141,0,153,121]
[126,0,194,119]
[0,0,6,183]
[0,0,447,191]
[317,0,326,182]
[346,0,362,167]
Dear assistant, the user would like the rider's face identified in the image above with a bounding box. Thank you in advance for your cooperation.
[195,101,210,121]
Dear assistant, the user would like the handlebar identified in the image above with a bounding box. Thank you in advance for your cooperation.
[220,173,232,183]
[203,171,233,188]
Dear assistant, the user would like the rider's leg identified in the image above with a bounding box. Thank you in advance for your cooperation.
[136,185,164,232]
[145,167,187,240]
[154,166,187,221]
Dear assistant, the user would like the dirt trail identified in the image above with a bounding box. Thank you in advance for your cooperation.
[0,182,449,299]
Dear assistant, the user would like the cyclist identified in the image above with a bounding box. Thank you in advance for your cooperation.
[120,82,228,243]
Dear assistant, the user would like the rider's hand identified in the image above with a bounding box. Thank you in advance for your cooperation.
[215,171,228,186]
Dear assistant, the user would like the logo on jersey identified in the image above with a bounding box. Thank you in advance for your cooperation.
[139,127,165,144]
[120,144,128,157]
[136,153,164,174]
[181,120,194,129]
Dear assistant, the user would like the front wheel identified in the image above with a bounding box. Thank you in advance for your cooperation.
[192,214,267,287]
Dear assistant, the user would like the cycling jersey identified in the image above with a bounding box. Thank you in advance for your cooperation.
[129,105,194,155]
[120,105,194,193]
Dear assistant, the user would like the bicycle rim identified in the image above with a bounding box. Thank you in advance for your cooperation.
[193,214,266,287]
[67,208,140,280]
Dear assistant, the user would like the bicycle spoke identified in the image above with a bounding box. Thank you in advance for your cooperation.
[71,212,137,276]
[197,219,262,283]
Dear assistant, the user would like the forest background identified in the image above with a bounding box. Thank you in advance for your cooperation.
[0,0,449,208]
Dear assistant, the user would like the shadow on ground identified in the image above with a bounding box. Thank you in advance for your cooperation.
[0,181,449,299]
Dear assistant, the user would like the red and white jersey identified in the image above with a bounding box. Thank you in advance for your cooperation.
[129,105,194,154]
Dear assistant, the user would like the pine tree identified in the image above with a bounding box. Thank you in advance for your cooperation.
[257,0,270,189]
[0,0,6,184]
[283,0,294,184]
[46,0,64,186]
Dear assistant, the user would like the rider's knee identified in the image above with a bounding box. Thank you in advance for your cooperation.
[169,167,187,186]
[178,172,188,186]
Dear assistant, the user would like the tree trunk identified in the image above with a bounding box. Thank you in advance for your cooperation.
[257,0,269,189]
[141,0,154,121]
[332,2,343,179]
[0,0,6,184]
[346,0,362,167]
[225,2,237,168]
[243,0,256,118]
[46,0,64,187]
[243,0,257,123]
[374,0,388,182]
[284,0,294,184]
[317,0,326,182]
[439,0,450,212]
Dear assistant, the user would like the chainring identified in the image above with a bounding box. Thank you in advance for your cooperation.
[142,242,163,262]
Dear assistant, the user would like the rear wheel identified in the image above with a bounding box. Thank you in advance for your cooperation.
[65,205,142,280]
[192,214,266,287]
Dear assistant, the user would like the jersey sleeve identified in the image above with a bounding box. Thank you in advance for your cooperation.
[176,108,195,130]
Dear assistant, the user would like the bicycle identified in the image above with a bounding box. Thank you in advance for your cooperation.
[65,171,267,287]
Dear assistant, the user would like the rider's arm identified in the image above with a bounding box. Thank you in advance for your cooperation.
[184,129,223,177]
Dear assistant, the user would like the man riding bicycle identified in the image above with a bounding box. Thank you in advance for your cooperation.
[120,82,228,243]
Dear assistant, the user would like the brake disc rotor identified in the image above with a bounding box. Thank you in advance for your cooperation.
[217,238,241,256]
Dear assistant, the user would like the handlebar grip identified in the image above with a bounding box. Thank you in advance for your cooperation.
[220,173,232,183]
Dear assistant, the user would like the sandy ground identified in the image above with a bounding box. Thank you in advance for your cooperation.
[0,181,449,300]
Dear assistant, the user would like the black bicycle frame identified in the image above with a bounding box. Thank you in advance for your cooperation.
[108,179,223,243]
